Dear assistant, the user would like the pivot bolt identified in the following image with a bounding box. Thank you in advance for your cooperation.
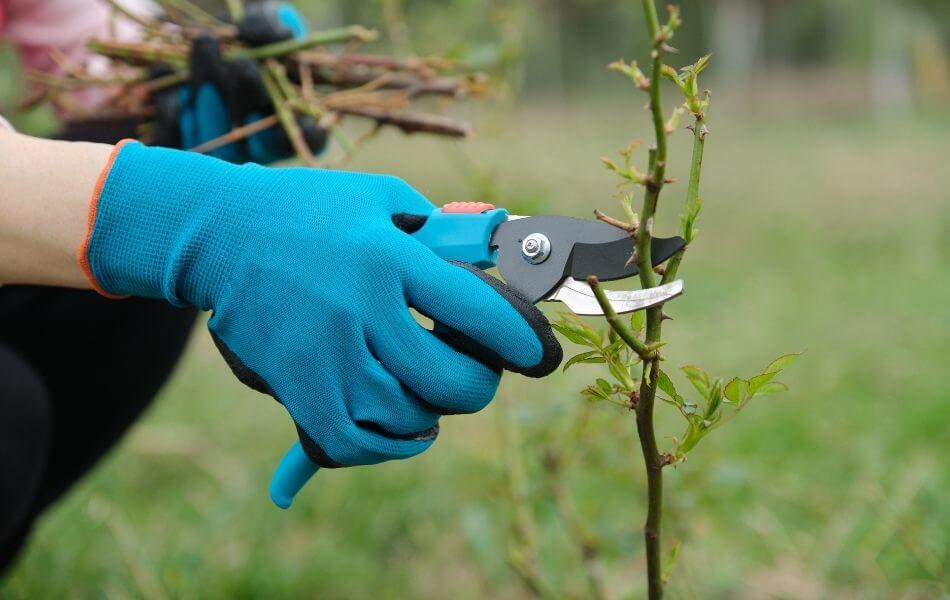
[521,233,551,264]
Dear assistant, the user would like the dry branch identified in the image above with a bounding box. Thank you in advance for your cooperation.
[23,8,484,165]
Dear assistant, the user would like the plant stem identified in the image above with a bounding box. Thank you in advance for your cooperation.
[637,2,670,598]
[223,0,244,21]
[662,114,706,284]
[187,114,278,154]
[587,276,657,361]
[235,26,378,61]
[544,449,608,600]
[496,401,550,598]
[636,360,664,600]
[260,65,317,167]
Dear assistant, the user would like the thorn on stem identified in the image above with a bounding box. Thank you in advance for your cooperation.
[625,251,639,268]
[653,265,666,276]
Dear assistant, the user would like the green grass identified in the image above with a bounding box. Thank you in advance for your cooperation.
[2,101,948,599]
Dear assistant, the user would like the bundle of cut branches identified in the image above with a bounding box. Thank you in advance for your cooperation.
[22,0,488,166]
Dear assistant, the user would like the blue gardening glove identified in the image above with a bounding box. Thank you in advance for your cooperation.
[152,2,326,164]
[81,142,562,467]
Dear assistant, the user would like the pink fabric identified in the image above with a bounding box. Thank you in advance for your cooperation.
[1,0,152,109]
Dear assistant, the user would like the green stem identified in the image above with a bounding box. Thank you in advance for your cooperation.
[223,0,244,21]
[497,402,551,598]
[156,0,226,27]
[662,113,706,285]
[637,2,669,598]
[636,359,664,600]
[234,26,378,60]
[587,277,658,362]
[86,40,187,65]
[545,451,608,600]
[260,65,317,166]
[90,27,376,67]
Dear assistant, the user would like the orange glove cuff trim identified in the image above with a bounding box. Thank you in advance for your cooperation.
[77,138,134,299]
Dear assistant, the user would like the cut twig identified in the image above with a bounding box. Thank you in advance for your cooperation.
[334,106,471,137]
[260,66,316,166]
[30,9,479,163]
[594,208,637,234]
[188,114,278,154]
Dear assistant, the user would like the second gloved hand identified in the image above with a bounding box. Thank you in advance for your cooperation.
[80,142,562,467]
[152,1,326,164]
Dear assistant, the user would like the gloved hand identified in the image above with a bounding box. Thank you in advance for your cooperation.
[80,141,562,467]
[152,1,326,164]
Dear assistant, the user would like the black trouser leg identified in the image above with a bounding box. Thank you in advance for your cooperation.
[0,286,197,571]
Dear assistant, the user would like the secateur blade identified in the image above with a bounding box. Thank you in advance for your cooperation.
[490,215,686,306]
[546,278,684,316]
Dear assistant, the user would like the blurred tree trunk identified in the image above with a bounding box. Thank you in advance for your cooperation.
[909,8,950,108]
[711,0,765,96]
[870,0,913,115]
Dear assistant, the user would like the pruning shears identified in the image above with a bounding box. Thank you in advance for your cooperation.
[270,201,686,509]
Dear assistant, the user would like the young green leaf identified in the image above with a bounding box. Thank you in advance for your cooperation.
[705,380,724,419]
[619,192,638,224]
[657,370,684,407]
[563,350,606,371]
[552,320,602,348]
[582,385,609,402]
[754,381,789,395]
[608,360,634,389]
[609,59,650,89]
[662,541,681,584]
[681,196,702,243]
[552,322,590,346]
[631,309,646,332]
[723,377,748,405]
[765,352,801,374]
[747,371,777,395]
[681,365,711,398]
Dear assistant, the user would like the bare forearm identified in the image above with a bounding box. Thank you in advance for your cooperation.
[0,129,114,288]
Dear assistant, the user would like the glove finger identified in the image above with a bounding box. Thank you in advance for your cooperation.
[348,355,441,437]
[293,390,437,468]
[211,326,437,468]
[238,1,308,46]
[403,245,562,378]
[293,416,437,469]
[368,307,501,415]
[194,84,243,163]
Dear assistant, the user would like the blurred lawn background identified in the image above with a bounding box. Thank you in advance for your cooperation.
[1,0,948,598]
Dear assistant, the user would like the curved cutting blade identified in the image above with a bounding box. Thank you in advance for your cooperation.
[546,279,684,315]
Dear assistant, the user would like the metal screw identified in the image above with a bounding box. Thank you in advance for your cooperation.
[521,233,551,264]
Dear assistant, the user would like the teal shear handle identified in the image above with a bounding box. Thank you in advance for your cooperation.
[269,204,508,509]
[270,442,318,509]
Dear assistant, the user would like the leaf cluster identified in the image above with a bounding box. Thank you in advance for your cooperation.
[553,311,649,409]
[601,141,647,187]
[657,354,801,462]
[661,54,711,117]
